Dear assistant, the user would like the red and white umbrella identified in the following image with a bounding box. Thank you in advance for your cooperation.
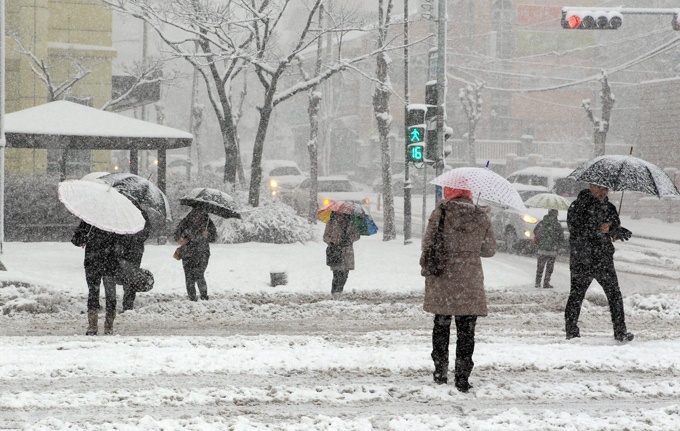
[430,167,526,212]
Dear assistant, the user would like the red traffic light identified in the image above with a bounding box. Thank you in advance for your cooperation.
[562,10,622,30]
[568,15,581,29]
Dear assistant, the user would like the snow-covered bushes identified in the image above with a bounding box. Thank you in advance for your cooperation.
[4,174,79,241]
[166,172,315,244]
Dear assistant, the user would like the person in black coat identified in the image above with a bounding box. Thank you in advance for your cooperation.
[116,209,151,311]
[565,184,634,342]
[533,209,564,289]
[174,208,217,301]
[71,221,120,335]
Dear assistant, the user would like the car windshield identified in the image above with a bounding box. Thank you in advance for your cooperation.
[269,166,301,176]
[318,180,355,192]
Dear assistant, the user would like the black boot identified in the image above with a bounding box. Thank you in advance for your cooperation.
[431,315,451,385]
[454,358,474,393]
[432,356,448,385]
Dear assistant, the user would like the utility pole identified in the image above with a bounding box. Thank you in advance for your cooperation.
[0,0,7,270]
[403,0,412,244]
[434,0,447,201]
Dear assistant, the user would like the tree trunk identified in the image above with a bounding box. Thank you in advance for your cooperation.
[373,51,396,241]
[306,6,324,223]
[248,101,275,207]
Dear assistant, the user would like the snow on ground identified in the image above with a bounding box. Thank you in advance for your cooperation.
[1,223,680,430]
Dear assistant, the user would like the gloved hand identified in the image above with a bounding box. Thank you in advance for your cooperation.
[613,227,632,241]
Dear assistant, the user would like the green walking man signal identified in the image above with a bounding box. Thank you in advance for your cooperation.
[409,127,423,143]
[407,125,425,162]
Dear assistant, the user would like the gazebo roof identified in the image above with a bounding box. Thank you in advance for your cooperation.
[4,100,192,150]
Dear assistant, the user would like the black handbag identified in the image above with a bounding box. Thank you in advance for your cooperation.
[326,243,343,266]
[423,208,446,277]
[114,259,155,292]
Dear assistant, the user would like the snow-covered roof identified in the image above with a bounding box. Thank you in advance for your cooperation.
[4,100,193,150]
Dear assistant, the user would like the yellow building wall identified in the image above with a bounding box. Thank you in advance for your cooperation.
[5,0,116,175]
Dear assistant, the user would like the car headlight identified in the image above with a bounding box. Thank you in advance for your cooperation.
[524,230,532,238]
[522,214,538,224]
[269,179,279,189]
[364,198,370,205]
[322,198,331,206]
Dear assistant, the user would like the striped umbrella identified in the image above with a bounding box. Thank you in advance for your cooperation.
[317,201,378,236]
[524,193,572,211]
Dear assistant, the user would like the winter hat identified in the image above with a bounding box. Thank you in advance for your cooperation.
[444,187,473,202]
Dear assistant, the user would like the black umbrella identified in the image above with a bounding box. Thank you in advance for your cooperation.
[98,173,172,224]
[179,188,241,219]
[568,155,680,196]
[568,155,680,213]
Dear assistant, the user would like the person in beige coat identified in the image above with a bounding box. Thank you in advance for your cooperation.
[420,187,496,392]
[323,211,361,299]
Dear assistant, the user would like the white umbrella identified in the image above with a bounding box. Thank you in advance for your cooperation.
[430,167,526,212]
[524,193,572,211]
[58,180,145,234]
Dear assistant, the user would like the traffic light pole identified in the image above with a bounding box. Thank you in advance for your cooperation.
[434,0,447,202]
[403,0,412,245]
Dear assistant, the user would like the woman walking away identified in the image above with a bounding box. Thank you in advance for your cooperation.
[323,211,361,299]
[420,187,496,392]
[71,221,121,335]
[533,209,564,289]
[174,208,217,301]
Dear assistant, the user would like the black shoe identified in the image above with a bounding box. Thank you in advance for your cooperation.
[454,378,472,393]
[433,372,448,385]
[615,332,634,343]
[566,332,580,340]
[543,283,554,289]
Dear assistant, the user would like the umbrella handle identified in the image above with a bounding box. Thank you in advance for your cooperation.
[618,190,624,215]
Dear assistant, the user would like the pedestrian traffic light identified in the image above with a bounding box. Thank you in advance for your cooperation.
[425,124,452,162]
[406,104,428,163]
[561,9,622,30]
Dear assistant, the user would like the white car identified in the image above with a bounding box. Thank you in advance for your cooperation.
[259,160,308,202]
[291,176,371,215]
[506,166,586,200]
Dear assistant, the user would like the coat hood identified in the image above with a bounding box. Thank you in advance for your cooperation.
[440,198,488,233]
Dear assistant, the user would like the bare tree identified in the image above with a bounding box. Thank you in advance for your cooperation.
[105,0,425,207]
[299,5,325,224]
[459,81,484,167]
[11,36,92,103]
[583,71,614,158]
[372,0,396,241]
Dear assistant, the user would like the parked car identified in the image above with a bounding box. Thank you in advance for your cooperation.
[291,176,371,215]
[506,166,586,200]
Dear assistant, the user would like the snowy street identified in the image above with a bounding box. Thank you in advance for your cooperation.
[1,221,680,430]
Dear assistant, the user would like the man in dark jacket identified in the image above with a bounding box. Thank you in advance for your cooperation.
[534,209,564,289]
[565,183,634,342]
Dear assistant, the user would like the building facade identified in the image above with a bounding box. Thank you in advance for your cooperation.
[5,0,116,175]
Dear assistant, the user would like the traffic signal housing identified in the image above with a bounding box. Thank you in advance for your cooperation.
[561,9,622,30]
[406,104,427,163]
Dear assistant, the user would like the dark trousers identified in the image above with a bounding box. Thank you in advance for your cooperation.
[432,315,477,379]
[86,269,117,311]
[182,258,209,301]
[535,254,556,287]
[331,270,349,294]
[565,262,628,338]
